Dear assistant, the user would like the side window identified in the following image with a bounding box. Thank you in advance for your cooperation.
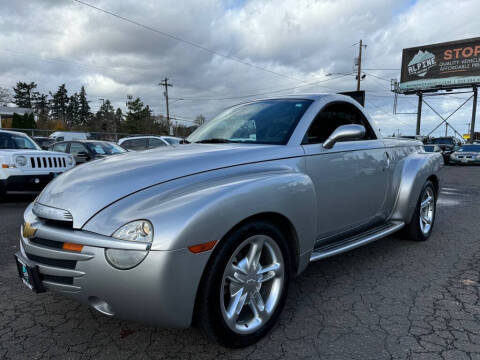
[303,102,376,144]
[121,140,132,149]
[122,139,148,150]
[69,143,87,156]
[148,138,167,148]
[56,136,64,142]
[53,143,67,152]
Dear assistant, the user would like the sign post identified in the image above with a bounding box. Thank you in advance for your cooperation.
[471,86,477,141]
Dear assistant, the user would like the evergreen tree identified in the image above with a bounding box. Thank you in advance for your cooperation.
[33,93,49,128]
[124,97,147,134]
[12,112,35,129]
[96,99,115,132]
[78,86,91,127]
[50,84,69,125]
[114,108,123,133]
[67,93,80,128]
[13,82,38,108]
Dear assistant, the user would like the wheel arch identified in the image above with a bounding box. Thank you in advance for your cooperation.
[391,152,443,224]
[192,211,299,327]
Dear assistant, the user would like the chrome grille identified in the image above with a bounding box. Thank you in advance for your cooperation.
[20,234,94,292]
[28,155,68,169]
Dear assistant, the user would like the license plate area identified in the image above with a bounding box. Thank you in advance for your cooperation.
[14,253,45,293]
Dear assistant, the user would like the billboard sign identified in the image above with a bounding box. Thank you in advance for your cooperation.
[399,37,480,93]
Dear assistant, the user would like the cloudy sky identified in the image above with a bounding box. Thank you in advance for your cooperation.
[0,0,478,136]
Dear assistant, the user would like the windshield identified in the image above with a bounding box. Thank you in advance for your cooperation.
[0,132,40,150]
[431,138,454,145]
[86,142,126,155]
[163,137,180,145]
[459,145,480,152]
[187,99,313,145]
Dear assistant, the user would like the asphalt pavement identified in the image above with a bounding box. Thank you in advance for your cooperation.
[1,166,480,360]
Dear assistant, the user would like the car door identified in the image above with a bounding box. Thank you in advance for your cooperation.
[69,142,90,163]
[302,101,389,245]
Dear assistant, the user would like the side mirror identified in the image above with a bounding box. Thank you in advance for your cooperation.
[323,124,366,149]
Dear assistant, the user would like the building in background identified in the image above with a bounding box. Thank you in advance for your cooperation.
[0,106,33,128]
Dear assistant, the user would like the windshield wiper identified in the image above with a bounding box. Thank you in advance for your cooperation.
[193,138,234,144]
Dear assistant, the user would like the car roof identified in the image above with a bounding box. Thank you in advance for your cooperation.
[52,140,115,144]
[0,129,31,137]
[118,136,164,142]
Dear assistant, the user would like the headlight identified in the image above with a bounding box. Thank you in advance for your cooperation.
[15,156,27,167]
[66,156,74,166]
[105,220,153,270]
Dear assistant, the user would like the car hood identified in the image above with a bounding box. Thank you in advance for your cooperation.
[36,143,302,227]
[0,149,67,156]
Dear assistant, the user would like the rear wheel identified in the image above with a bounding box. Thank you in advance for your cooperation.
[196,221,291,348]
[403,181,436,241]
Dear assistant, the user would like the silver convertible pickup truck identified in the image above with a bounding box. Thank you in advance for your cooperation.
[15,94,442,347]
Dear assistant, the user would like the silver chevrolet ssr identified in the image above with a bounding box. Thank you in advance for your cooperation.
[15,94,443,347]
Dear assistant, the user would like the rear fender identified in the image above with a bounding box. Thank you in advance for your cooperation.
[391,152,442,223]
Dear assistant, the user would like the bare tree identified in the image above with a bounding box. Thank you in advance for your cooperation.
[0,87,11,105]
[195,114,206,126]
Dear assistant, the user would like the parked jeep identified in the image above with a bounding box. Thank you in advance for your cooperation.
[0,130,75,196]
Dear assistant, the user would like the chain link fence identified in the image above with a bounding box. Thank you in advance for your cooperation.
[4,128,180,142]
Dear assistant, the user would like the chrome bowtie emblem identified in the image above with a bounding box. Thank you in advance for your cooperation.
[23,222,37,238]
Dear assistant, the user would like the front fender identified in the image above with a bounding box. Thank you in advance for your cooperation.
[391,152,443,223]
[83,160,317,267]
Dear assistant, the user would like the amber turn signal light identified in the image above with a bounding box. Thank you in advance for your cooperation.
[62,242,84,252]
[188,240,218,254]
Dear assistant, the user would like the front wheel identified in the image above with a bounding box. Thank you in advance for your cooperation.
[403,180,437,241]
[196,221,291,348]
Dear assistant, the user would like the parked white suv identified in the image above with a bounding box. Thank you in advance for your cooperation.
[118,136,171,151]
[0,130,75,196]
[49,131,90,143]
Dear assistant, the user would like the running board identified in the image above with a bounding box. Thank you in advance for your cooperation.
[309,221,404,262]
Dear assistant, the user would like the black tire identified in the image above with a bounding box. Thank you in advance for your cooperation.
[195,220,291,348]
[403,180,436,241]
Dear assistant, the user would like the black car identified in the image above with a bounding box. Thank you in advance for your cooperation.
[49,140,126,164]
[427,137,462,164]
[32,136,54,150]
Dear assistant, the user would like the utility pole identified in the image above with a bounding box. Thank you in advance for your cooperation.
[159,78,172,124]
[356,40,366,91]
[416,92,423,136]
[471,86,477,143]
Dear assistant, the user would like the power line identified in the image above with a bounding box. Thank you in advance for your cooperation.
[72,0,310,84]
[363,68,400,71]
[169,73,352,101]
[364,72,391,82]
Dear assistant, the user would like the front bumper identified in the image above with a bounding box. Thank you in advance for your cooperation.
[449,157,480,165]
[18,214,211,328]
[1,173,59,192]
